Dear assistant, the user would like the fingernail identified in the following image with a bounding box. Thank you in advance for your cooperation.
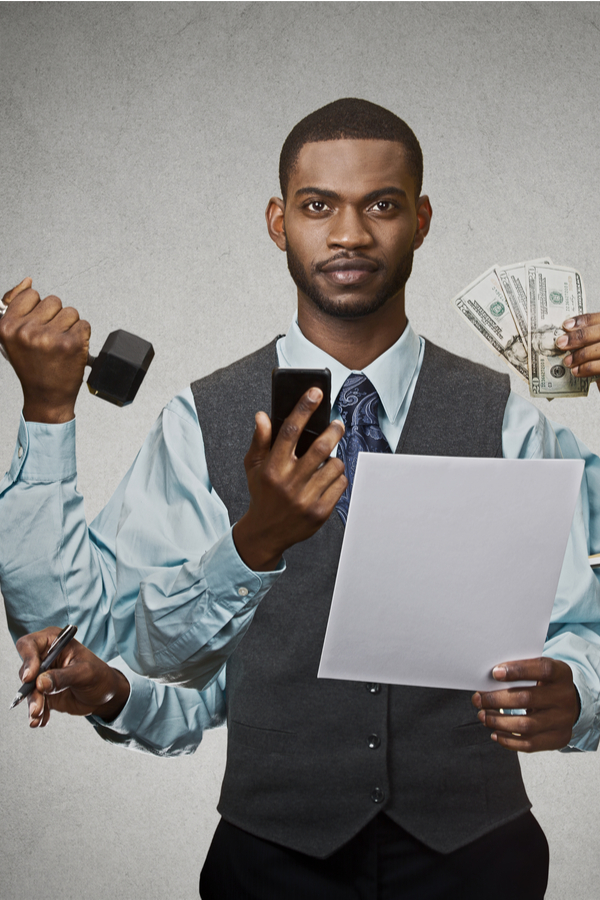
[490,732,498,742]
[472,692,482,709]
[563,318,575,329]
[493,666,507,679]
[22,667,30,681]
[555,335,568,349]
[39,674,53,692]
[477,710,485,723]
[572,365,579,375]
[563,354,573,367]
[307,388,321,401]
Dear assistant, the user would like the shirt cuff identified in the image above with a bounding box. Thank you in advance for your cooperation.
[564,662,600,752]
[86,657,153,736]
[146,527,285,674]
[4,414,77,486]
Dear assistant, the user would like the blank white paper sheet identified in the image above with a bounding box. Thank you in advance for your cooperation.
[318,454,584,691]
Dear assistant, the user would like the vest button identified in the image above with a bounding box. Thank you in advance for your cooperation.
[367,734,381,749]
[371,788,385,804]
[365,683,381,694]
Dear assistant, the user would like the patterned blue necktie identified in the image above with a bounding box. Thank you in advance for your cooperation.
[335,373,391,525]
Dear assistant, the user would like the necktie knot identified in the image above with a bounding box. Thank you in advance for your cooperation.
[335,373,391,525]
[336,373,380,432]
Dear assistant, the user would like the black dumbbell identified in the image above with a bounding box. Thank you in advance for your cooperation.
[0,300,154,407]
[86,330,155,407]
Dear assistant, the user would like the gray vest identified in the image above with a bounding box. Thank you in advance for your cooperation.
[191,337,530,858]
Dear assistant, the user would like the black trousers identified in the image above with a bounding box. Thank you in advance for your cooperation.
[200,812,549,900]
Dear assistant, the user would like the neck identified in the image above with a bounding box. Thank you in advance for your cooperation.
[297,293,408,370]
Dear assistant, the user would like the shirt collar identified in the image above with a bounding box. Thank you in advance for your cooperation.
[278,315,422,425]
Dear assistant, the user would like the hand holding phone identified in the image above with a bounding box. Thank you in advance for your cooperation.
[232,373,346,572]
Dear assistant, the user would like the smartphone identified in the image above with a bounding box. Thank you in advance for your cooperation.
[271,367,332,457]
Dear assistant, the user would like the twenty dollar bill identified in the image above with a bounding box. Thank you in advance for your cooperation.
[528,265,591,398]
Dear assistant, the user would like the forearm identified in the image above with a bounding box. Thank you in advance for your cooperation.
[108,393,285,689]
[114,526,283,688]
[0,416,121,659]
[544,625,600,751]
[88,658,226,756]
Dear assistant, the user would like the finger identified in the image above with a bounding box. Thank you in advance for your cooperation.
[2,286,42,318]
[28,689,47,728]
[477,710,545,736]
[567,350,600,378]
[43,304,81,332]
[562,313,600,333]
[472,686,538,712]
[59,316,91,347]
[271,388,324,458]
[25,294,65,325]
[2,277,32,306]
[37,655,92,696]
[16,627,62,682]
[302,453,346,497]
[297,419,345,474]
[244,411,273,470]
[490,657,555,684]
[490,728,568,753]
[313,469,348,512]
[27,686,46,722]
[556,322,600,352]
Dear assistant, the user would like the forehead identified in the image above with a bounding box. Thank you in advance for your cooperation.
[289,139,415,198]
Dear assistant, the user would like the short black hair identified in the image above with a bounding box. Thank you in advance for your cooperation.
[279,98,423,202]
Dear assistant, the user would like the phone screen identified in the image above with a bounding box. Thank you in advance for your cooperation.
[271,368,331,457]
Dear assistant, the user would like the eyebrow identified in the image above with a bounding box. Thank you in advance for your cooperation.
[294,186,408,202]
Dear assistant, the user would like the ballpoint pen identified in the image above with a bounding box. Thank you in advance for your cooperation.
[10,624,78,710]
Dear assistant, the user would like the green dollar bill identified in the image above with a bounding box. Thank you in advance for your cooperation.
[495,257,552,343]
[527,265,591,398]
[451,265,528,382]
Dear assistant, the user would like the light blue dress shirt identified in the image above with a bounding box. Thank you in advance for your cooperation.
[2,318,600,754]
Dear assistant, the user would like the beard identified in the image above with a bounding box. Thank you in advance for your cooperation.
[286,243,414,319]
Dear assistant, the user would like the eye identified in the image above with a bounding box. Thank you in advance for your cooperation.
[369,200,396,212]
[306,200,329,212]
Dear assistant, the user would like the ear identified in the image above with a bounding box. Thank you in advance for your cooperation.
[412,196,432,251]
[265,197,287,251]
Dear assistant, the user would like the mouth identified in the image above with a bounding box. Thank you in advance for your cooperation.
[318,257,380,287]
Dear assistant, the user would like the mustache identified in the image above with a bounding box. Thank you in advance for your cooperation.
[314,253,383,273]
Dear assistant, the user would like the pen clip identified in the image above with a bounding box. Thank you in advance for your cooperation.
[45,624,75,658]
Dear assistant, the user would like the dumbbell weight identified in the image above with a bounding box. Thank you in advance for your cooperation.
[0,298,155,407]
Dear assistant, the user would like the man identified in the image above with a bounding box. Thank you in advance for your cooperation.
[3,99,600,899]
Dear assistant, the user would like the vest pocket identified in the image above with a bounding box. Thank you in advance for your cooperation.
[450,720,491,747]
[229,719,298,754]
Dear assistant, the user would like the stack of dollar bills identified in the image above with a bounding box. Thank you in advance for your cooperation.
[452,259,591,398]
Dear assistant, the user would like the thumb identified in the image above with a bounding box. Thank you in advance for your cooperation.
[245,411,272,469]
[37,667,75,695]
[2,276,32,306]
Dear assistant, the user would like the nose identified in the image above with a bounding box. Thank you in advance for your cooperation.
[326,205,373,251]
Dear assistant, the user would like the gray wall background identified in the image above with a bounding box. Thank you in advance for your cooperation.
[1,2,600,897]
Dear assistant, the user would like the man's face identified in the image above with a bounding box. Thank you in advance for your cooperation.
[272,139,427,320]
